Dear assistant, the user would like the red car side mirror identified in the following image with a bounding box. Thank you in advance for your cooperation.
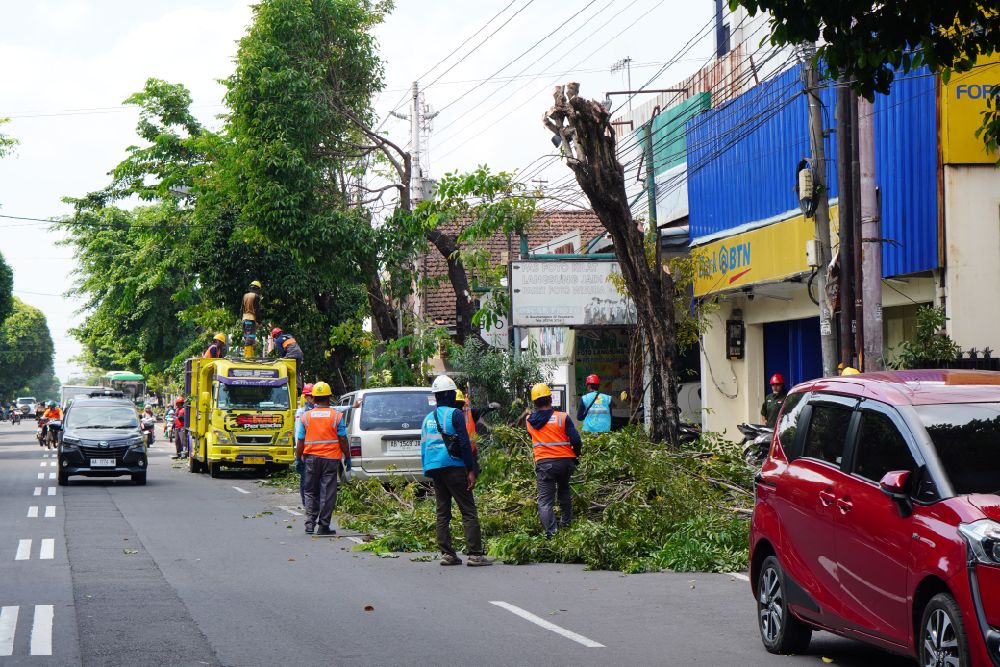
[879,470,913,517]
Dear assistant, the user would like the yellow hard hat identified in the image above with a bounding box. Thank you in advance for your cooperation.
[530,383,552,401]
[311,381,332,397]
[455,389,466,403]
[250,280,262,289]
[841,367,861,376]
[213,333,227,343]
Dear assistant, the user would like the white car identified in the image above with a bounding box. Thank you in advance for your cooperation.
[338,387,435,480]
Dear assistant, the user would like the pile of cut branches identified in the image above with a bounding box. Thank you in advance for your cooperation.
[335,426,754,573]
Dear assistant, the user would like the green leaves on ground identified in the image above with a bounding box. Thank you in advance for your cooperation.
[336,427,753,573]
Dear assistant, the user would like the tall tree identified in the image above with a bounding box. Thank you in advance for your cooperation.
[544,83,681,446]
[731,0,1000,152]
[0,251,12,327]
[0,298,55,399]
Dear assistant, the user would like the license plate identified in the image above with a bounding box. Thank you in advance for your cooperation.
[90,458,116,467]
[386,440,419,452]
[243,456,266,465]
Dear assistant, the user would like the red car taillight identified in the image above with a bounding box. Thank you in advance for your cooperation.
[349,436,362,457]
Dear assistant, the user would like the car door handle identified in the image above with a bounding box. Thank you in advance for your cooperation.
[819,490,836,506]
[837,497,853,513]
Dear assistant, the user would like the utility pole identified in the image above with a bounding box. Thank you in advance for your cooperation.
[835,77,855,368]
[390,81,438,204]
[803,50,838,377]
[611,58,633,111]
[858,96,883,369]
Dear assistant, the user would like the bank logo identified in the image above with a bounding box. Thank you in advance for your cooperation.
[955,84,1000,100]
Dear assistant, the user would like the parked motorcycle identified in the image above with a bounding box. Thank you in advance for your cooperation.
[737,422,773,467]
[678,422,702,446]
[141,417,156,447]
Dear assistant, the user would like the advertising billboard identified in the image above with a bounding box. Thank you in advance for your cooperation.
[510,260,636,327]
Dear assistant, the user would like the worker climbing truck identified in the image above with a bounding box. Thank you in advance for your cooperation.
[183,357,297,478]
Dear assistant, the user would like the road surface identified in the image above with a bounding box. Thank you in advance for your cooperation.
[0,421,912,666]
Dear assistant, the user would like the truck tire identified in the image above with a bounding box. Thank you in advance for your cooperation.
[208,462,221,478]
[188,455,204,474]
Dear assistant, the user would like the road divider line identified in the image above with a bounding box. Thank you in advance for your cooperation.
[33,487,41,496]
[44,506,56,518]
[27,506,38,518]
[278,505,303,516]
[48,473,55,480]
[37,473,44,480]
[49,462,56,467]
[39,462,45,467]
[489,601,605,648]
[40,539,54,560]
[15,539,32,561]
[30,605,53,656]
[47,487,56,496]
[0,606,18,656]
[727,572,750,582]
[231,486,250,495]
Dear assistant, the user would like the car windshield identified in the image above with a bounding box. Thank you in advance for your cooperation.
[360,392,435,431]
[217,383,290,410]
[67,405,140,429]
[17,398,34,406]
[915,403,1000,495]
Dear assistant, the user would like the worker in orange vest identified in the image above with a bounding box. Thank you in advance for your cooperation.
[295,381,349,536]
[526,383,583,537]
[454,388,500,456]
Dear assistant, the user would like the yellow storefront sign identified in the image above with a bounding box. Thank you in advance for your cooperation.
[693,205,839,297]
[941,53,1000,164]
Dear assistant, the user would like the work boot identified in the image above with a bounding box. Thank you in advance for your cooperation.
[315,526,336,536]
[304,524,315,535]
[439,553,462,566]
[466,555,493,567]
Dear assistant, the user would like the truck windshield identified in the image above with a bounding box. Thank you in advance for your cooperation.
[67,405,139,429]
[217,384,290,410]
[360,391,435,431]
[915,403,1000,495]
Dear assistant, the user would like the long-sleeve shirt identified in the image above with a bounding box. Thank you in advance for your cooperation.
[427,408,478,476]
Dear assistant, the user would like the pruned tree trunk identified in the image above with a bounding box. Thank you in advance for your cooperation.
[544,84,680,446]
[426,229,480,346]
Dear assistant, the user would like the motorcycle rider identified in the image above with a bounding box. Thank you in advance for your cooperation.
[39,401,63,448]
[140,405,156,446]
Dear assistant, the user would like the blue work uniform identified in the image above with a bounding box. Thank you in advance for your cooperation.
[578,391,613,433]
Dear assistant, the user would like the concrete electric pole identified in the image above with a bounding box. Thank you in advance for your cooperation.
[390,81,438,204]
[803,49,838,377]
[858,96,883,370]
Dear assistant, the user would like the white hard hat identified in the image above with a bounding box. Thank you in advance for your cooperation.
[430,375,457,393]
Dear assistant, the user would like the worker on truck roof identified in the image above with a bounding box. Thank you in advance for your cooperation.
[271,327,304,387]
[204,333,227,359]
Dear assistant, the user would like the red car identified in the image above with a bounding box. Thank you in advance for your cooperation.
[751,370,1000,666]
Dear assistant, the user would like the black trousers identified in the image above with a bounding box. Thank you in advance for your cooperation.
[535,457,576,536]
[303,455,341,529]
[432,467,484,557]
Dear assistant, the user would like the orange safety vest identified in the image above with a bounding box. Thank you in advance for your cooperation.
[526,411,575,462]
[463,406,478,455]
[42,407,63,421]
[300,407,345,460]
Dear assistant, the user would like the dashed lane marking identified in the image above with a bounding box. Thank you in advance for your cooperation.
[278,505,303,516]
[231,486,250,494]
[489,601,605,648]
[40,539,54,560]
[36,473,44,480]
[27,506,38,518]
[0,606,17,656]
[30,605,53,656]
[47,487,56,496]
[33,487,41,496]
[15,540,31,561]
[48,473,55,480]
[44,506,56,518]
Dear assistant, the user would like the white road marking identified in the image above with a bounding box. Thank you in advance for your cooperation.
[727,572,750,582]
[37,473,44,480]
[48,473,55,480]
[48,462,56,467]
[489,601,605,648]
[44,506,56,518]
[347,536,364,544]
[278,505,303,516]
[0,606,18,656]
[30,605,53,655]
[47,487,56,496]
[27,506,39,518]
[15,539,32,561]
[39,462,45,467]
[40,539,54,560]
[33,487,41,496]
[231,486,250,494]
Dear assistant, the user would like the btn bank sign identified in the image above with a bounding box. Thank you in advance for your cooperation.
[941,53,1000,164]
[693,205,839,297]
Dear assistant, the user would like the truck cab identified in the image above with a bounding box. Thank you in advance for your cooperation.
[183,357,297,478]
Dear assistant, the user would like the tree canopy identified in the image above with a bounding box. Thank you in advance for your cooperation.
[0,298,55,399]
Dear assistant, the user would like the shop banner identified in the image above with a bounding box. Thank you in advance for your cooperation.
[511,260,637,327]
[941,54,1000,164]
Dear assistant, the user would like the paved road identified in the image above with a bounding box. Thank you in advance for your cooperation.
[0,421,914,666]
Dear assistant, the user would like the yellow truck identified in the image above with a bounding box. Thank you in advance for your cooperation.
[183,357,297,478]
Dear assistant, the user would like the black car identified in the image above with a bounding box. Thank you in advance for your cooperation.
[58,394,148,485]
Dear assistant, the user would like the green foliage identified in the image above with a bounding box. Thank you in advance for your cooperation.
[335,426,753,572]
[0,298,55,399]
[0,251,13,327]
[887,305,963,368]
[370,323,452,387]
[449,337,555,410]
[0,117,17,160]
[731,0,1000,155]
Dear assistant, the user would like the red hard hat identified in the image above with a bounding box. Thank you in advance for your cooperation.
[770,373,786,385]
[174,397,185,405]
[271,327,282,337]
[585,374,600,385]
[302,383,314,396]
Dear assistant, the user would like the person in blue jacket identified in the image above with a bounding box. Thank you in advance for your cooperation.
[577,373,613,433]
[421,375,491,567]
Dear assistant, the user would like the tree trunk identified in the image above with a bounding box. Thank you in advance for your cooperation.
[365,274,399,341]
[545,87,680,446]
[426,229,480,346]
